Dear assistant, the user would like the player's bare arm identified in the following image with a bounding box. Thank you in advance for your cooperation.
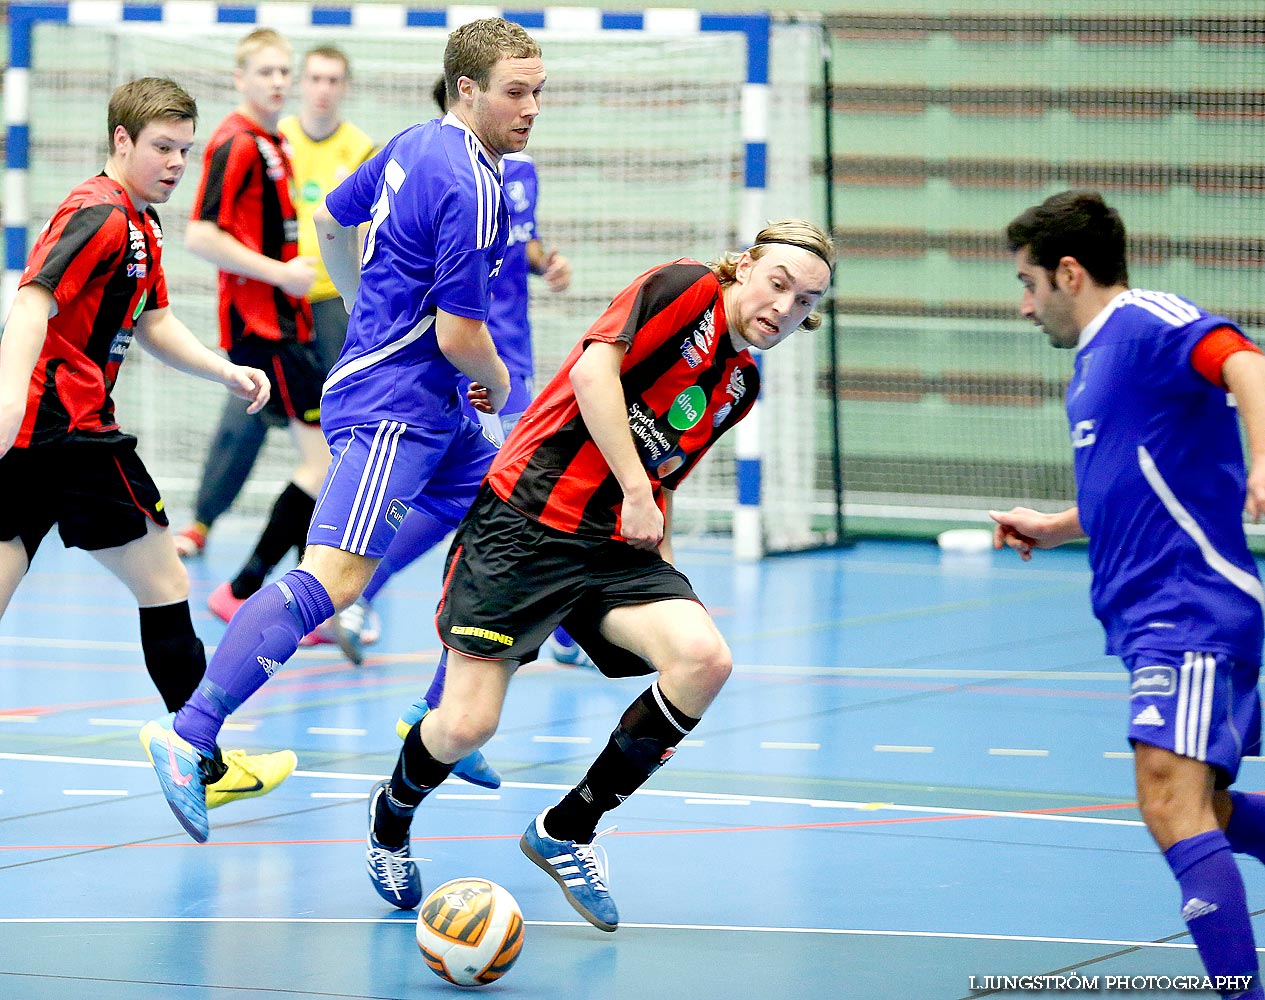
[570,339,663,551]
[133,307,270,414]
[989,505,1085,561]
[526,240,571,293]
[0,284,55,456]
[186,219,316,299]
[435,309,510,413]
[313,199,362,310]
[1224,349,1265,520]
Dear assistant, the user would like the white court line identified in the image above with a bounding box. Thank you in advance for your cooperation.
[0,715,38,724]
[89,719,145,727]
[0,751,1146,828]
[989,748,1050,757]
[760,741,819,750]
[306,727,367,736]
[531,735,591,744]
[0,635,1122,683]
[434,794,501,801]
[874,745,934,754]
[310,792,368,800]
[685,798,751,806]
[0,915,1218,950]
[63,789,127,797]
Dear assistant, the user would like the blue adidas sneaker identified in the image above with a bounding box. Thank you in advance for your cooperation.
[365,779,423,910]
[395,700,501,789]
[140,714,216,843]
[519,811,618,932]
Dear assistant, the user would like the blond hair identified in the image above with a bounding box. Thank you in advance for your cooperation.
[443,17,541,97]
[709,219,835,331]
[107,77,197,148]
[236,27,291,69]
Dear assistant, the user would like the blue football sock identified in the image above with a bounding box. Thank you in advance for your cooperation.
[1164,830,1261,996]
[423,648,447,710]
[174,570,334,755]
[1227,791,1265,865]
[361,509,451,604]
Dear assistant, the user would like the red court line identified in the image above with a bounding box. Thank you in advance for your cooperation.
[0,800,1143,852]
[0,695,162,717]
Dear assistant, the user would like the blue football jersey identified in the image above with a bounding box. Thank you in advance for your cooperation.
[321,113,508,432]
[1068,289,1264,660]
[486,153,538,380]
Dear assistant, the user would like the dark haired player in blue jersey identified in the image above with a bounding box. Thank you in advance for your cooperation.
[339,76,580,696]
[140,17,547,848]
[993,190,1265,1000]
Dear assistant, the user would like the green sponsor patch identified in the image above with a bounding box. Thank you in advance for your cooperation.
[668,386,706,431]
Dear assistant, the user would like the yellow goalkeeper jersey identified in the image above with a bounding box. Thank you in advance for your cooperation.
[279,116,376,303]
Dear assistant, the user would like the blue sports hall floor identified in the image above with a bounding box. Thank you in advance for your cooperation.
[3,526,1263,999]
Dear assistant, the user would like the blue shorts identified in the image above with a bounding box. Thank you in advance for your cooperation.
[308,417,497,558]
[1126,650,1262,785]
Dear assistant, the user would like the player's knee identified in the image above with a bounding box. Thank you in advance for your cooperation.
[437,710,498,758]
[670,632,732,696]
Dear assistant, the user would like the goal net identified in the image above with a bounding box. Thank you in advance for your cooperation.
[16,11,832,554]
[824,8,1265,536]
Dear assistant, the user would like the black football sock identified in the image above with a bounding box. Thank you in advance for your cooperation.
[231,482,315,599]
[545,682,698,844]
[139,600,207,711]
[374,721,456,846]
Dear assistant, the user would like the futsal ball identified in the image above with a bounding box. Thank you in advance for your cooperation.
[416,877,525,987]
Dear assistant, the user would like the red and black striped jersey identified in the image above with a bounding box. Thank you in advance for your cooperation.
[190,111,312,349]
[488,260,760,539]
[15,174,168,447]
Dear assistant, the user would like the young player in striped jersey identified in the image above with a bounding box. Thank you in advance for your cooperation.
[141,18,546,847]
[368,220,834,926]
[993,191,1265,1000]
[0,78,297,809]
[183,29,329,623]
[173,45,376,565]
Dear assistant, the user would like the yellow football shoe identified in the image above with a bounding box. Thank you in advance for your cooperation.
[205,748,298,809]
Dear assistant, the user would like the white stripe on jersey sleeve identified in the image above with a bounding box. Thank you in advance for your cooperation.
[461,131,502,250]
[1123,289,1201,327]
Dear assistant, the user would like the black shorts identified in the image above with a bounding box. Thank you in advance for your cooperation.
[0,436,169,562]
[436,486,700,675]
[228,338,324,426]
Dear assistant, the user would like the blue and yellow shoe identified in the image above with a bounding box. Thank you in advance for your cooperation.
[395,700,501,789]
[140,714,214,843]
[520,811,618,932]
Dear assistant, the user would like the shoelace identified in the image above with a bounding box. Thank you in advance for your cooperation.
[572,825,617,893]
[367,843,417,894]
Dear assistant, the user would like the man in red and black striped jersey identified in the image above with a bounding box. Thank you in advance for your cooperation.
[0,77,297,807]
[382,220,834,931]
[185,28,330,622]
